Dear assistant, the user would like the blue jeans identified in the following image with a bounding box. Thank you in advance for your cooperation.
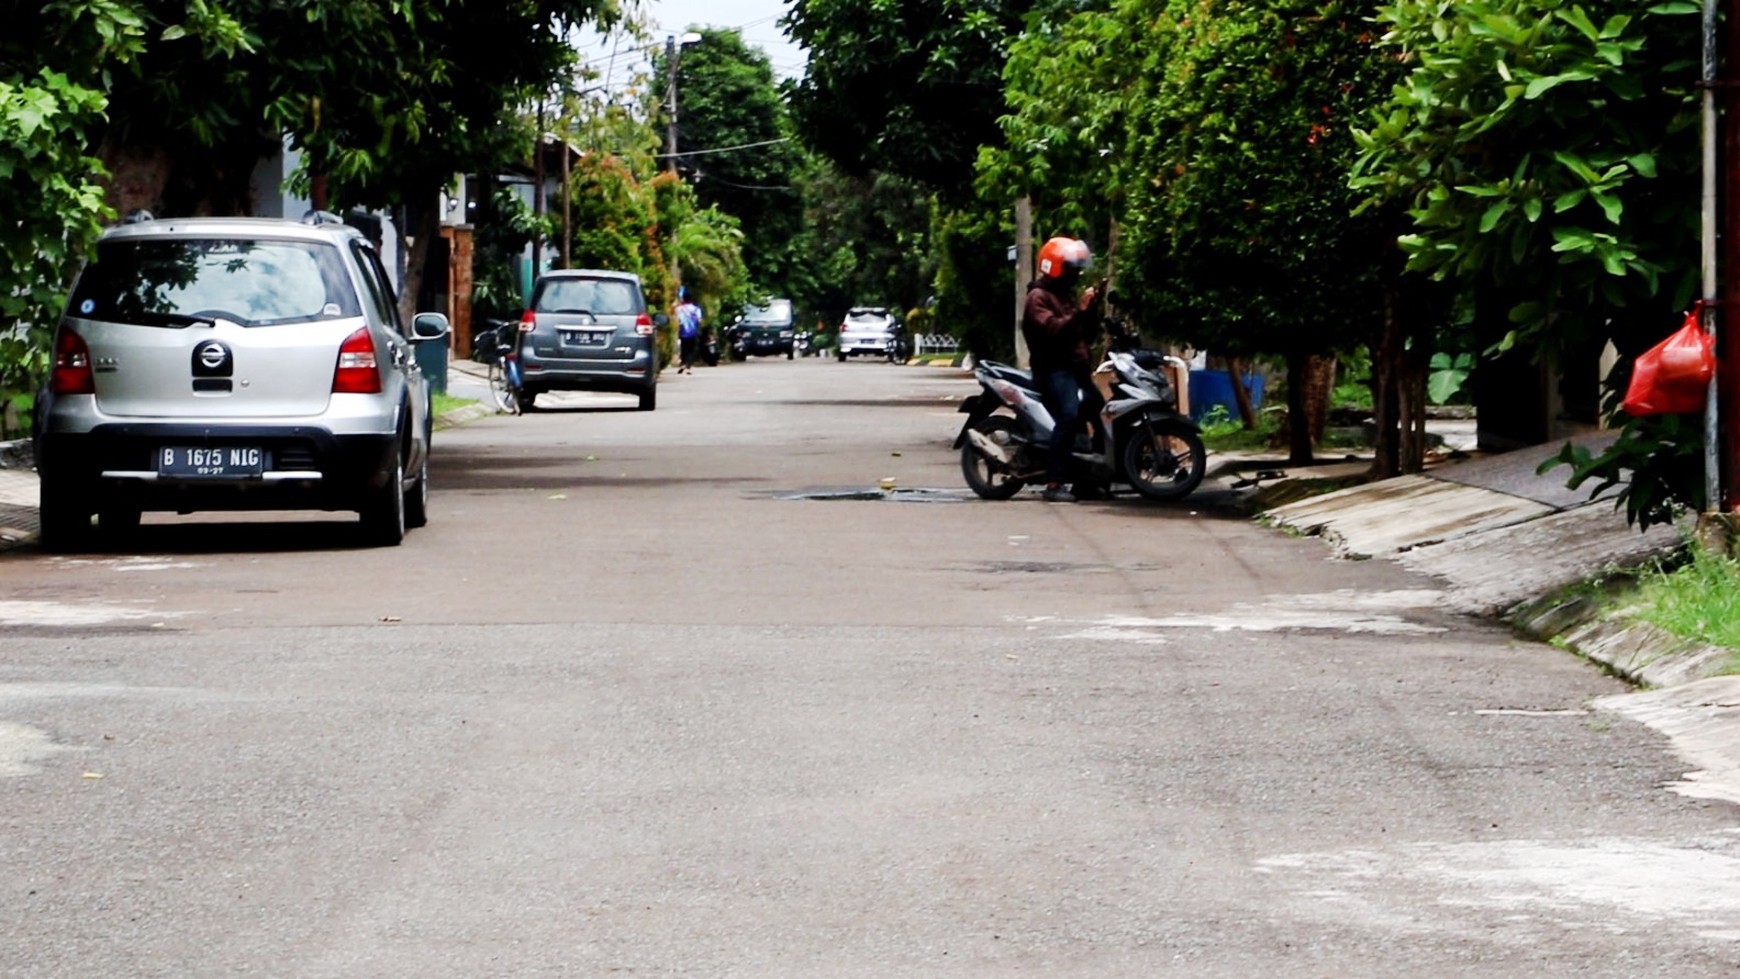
[1038,366,1098,484]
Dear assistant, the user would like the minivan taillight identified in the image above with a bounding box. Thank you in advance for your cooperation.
[332,327,381,394]
[635,312,655,336]
[519,309,537,333]
[50,329,95,395]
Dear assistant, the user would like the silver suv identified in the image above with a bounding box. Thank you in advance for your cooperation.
[516,269,663,411]
[836,306,901,360]
[34,215,448,550]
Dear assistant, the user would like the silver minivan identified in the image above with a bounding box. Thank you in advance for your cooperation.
[515,269,663,411]
[34,216,446,550]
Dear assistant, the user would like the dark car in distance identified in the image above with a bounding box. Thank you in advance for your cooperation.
[731,298,797,359]
[516,269,665,411]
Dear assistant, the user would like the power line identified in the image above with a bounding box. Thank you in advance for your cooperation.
[658,137,793,160]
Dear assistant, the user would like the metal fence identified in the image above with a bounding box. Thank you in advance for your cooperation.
[915,334,960,357]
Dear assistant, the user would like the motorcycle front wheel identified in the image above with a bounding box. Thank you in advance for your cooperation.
[961,416,1028,500]
[1123,418,1206,501]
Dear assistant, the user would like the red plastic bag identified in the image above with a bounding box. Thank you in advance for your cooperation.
[1622,310,1715,416]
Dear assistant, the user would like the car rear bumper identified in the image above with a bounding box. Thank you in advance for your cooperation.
[737,335,794,354]
[518,356,656,394]
[38,424,398,511]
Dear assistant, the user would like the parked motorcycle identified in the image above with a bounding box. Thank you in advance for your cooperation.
[886,326,913,365]
[795,329,815,357]
[701,326,720,367]
[953,316,1206,502]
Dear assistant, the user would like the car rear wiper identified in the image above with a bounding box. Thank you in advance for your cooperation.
[125,310,218,328]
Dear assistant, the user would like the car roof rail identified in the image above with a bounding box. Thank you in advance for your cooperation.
[301,209,344,226]
[122,209,156,224]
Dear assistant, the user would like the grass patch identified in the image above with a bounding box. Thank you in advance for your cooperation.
[1200,405,1283,452]
[433,393,477,415]
[1627,547,1740,670]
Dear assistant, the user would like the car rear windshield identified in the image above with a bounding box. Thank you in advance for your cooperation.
[535,278,641,316]
[846,312,891,326]
[742,300,793,324]
[68,237,362,328]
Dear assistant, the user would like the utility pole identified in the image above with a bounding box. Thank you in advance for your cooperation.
[665,34,679,175]
[1014,196,1033,369]
[664,33,702,177]
[532,99,546,281]
[1719,0,1740,514]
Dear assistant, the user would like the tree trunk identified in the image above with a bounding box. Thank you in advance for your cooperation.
[1285,350,1314,465]
[1369,285,1402,479]
[1228,356,1258,428]
[398,191,441,326]
[1399,349,1430,474]
[1304,354,1337,444]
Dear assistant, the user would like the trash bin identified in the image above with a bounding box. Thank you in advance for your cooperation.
[414,338,449,396]
[1188,369,1263,421]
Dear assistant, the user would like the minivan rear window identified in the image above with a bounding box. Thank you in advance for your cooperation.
[68,238,361,328]
[742,300,793,324]
[535,278,641,316]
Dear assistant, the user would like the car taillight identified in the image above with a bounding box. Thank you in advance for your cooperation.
[50,329,95,395]
[635,312,655,336]
[519,309,537,333]
[332,327,382,394]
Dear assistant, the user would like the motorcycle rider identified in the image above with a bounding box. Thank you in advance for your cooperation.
[1021,236,1103,503]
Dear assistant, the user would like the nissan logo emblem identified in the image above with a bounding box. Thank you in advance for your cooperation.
[192,340,233,377]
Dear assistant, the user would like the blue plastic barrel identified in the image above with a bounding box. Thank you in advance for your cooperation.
[1188,369,1264,421]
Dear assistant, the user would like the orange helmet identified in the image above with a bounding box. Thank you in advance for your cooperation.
[1036,237,1093,281]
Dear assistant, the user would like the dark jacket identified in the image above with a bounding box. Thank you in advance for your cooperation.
[1021,279,1096,376]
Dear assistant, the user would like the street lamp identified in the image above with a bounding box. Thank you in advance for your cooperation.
[665,31,703,175]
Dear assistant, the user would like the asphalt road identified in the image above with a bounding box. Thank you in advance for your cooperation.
[2,357,1738,977]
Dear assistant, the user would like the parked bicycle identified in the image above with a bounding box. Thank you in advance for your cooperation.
[474,320,527,415]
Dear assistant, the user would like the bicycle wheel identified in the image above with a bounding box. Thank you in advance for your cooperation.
[489,358,521,415]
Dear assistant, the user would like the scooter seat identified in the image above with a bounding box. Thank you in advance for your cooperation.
[979,360,1038,391]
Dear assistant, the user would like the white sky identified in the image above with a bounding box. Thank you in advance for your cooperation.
[576,0,809,92]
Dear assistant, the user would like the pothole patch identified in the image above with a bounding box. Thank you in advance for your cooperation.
[1256,832,1740,942]
[1032,589,1449,639]
[0,600,166,628]
[774,487,973,503]
[0,721,78,777]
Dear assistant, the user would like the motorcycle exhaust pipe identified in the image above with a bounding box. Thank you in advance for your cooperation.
[966,428,1015,465]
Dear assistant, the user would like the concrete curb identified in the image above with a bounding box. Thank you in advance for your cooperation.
[1508,580,1735,689]
[435,403,495,429]
[1261,459,1727,690]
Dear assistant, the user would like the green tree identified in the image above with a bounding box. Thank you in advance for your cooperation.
[992,1,1418,467]
[1353,0,1701,523]
[0,0,149,432]
[1,0,631,421]
[655,28,806,298]
[786,0,1037,197]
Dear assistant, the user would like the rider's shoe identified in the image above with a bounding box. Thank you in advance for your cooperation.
[1042,484,1077,503]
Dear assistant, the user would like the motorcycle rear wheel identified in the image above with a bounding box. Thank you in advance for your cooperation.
[1123,419,1206,501]
[961,416,1028,500]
